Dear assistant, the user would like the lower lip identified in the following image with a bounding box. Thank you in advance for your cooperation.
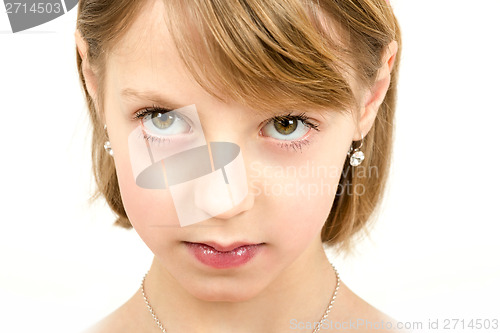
[184,242,264,269]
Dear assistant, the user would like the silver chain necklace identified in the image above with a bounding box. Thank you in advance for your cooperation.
[141,264,340,333]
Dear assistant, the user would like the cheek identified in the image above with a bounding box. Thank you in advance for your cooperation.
[257,154,345,253]
[112,139,181,245]
[257,116,352,251]
[267,173,340,247]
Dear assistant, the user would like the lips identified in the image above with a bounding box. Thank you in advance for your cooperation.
[195,241,260,252]
[184,241,264,269]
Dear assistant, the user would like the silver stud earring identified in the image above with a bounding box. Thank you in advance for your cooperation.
[348,133,364,167]
[103,125,114,156]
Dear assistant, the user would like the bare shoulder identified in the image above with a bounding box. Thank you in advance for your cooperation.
[326,281,411,333]
[81,290,146,333]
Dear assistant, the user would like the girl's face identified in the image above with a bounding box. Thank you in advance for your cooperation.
[103,0,358,301]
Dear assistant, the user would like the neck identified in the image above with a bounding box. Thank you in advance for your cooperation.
[141,237,338,333]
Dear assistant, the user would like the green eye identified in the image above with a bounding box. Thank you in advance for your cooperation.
[151,111,175,129]
[262,114,310,141]
[274,118,298,135]
[140,108,192,138]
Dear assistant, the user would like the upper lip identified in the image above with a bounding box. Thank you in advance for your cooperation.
[186,241,263,252]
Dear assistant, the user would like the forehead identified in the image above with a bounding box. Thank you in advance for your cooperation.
[107,0,191,95]
[109,1,174,64]
[105,0,358,116]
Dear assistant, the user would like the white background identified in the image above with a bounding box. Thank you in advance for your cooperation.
[1,1,499,332]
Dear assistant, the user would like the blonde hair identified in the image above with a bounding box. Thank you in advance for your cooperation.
[76,0,402,252]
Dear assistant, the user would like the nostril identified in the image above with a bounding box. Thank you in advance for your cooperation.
[212,191,254,220]
[194,176,253,220]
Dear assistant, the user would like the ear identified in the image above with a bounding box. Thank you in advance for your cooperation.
[75,29,101,119]
[354,40,398,140]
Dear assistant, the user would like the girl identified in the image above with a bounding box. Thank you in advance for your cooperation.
[75,0,402,331]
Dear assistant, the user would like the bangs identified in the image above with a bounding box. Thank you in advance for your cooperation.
[162,0,357,115]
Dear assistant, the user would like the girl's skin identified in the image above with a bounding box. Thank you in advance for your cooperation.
[77,1,400,332]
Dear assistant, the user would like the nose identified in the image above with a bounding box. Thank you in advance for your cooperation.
[193,141,254,220]
[194,179,254,219]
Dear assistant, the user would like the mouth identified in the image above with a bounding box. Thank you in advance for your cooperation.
[186,241,264,252]
[183,241,265,269]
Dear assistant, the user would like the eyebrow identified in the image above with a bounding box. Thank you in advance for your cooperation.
[120,87,329,117]
[120,88,186,110]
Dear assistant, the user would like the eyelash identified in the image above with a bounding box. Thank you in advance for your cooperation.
[132,105,177,145]
[132,105,169,120]
[132,106,321,152]
[261,112,320,152]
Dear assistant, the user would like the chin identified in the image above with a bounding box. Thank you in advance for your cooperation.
[184,278,264,303]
